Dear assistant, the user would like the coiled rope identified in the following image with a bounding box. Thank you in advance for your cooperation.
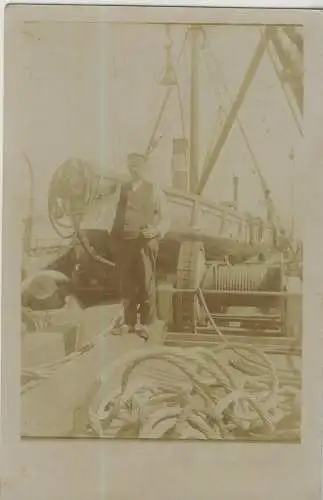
[47,158,115,267]
[48,158,96,239]
[87,288,300,441]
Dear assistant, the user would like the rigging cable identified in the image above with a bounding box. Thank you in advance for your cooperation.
[201,31,277,220]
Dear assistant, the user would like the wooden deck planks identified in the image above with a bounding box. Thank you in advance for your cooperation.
[21,319,165,437]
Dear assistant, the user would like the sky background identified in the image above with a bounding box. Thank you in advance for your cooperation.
[14,22,303,238]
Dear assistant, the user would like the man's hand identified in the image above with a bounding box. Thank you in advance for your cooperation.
[140,225,160,239]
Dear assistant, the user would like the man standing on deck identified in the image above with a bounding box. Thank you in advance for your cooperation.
[110,153,170,340]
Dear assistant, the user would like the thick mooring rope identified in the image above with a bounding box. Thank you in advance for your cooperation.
[88,343,300,440]
[88,289,301,441]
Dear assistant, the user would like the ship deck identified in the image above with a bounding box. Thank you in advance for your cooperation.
[21,303,165,437]
[21,301,301,441]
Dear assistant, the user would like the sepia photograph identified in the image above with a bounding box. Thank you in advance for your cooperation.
[15,13,304,442]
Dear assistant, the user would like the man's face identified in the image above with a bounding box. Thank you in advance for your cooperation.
[128,163,141,181]
[128,156,145,181]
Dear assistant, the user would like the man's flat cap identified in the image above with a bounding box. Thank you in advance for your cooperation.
[127,153,147,165]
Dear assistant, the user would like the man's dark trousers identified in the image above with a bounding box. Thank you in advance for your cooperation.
[115,237,159,327]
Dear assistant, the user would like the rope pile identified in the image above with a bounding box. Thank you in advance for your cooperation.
[87,287,301,441]
[88,341,301,441]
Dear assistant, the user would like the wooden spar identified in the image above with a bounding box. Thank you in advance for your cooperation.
[189,26,201,194]
[265,36,303,136]
[196,31,269,196]
[267,27,303,114]
[282,26,303,53]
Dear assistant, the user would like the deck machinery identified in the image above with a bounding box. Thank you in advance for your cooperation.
[22,24,303,355]
[158,240,302,354]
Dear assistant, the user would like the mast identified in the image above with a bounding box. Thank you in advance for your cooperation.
[189,26,201,193]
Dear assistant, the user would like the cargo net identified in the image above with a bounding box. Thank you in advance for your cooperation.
[87,342,301,441]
